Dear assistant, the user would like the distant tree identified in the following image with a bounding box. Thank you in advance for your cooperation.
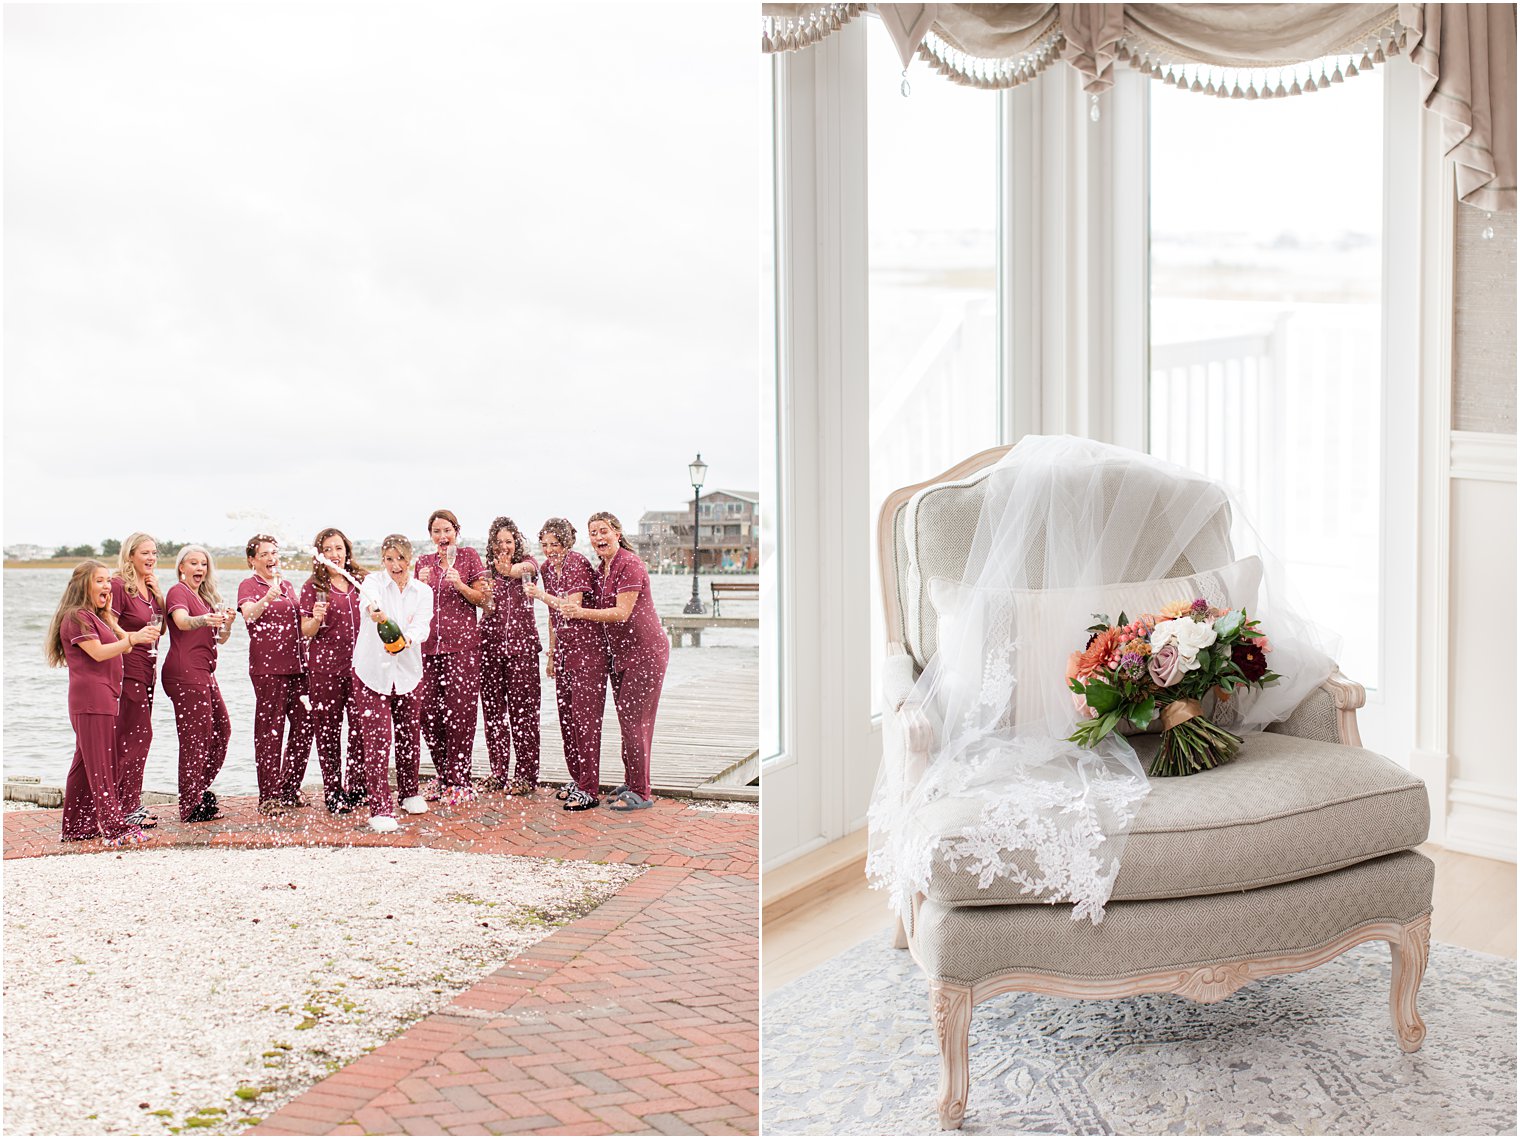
[101,538,122,557]
[159,539,186,558]
[56,544,97,558]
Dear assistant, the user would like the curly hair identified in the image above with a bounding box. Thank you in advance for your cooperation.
[538,517,576,551]
[488,515,531,566]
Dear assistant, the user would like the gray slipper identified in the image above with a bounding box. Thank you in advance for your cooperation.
[607,790,653,812]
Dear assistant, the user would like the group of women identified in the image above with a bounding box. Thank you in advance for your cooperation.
[44,510,670,844]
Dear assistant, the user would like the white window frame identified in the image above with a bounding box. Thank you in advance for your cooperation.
[763,25,877,871]
[764,28,1439,868]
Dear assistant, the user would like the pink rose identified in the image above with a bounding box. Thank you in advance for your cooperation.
[1148,642,1186,687]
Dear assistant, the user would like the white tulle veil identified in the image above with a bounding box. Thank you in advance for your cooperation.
[866,435,1338,923]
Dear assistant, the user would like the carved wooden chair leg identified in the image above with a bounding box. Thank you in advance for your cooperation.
[1389,912,1431,1052]
[891,915,909,950]
[931,980,973,1130]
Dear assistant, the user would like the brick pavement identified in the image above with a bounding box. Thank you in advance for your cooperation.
[3,791,758,1135]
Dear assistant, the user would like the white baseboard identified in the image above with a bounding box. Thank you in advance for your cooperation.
[1409,748,1450,846]
[1444,778,1518,863]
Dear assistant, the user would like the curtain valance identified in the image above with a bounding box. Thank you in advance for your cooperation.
[761,3,1517,210]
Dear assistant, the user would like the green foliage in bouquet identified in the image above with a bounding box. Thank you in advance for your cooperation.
[1065,602,1282,777]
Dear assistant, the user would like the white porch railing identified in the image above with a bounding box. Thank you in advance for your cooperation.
[1150,302,1382,685]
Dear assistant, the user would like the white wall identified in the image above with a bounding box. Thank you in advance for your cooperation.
[1446,452,1517,861]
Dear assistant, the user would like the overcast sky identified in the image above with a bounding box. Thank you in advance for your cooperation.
[4,3,758,551]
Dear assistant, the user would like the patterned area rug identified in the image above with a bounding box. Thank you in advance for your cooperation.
[763,933,1517,1135]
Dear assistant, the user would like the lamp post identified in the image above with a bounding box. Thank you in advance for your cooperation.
[684,452,708,614]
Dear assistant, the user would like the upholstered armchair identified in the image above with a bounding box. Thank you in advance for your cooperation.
[875,444,1432,1130]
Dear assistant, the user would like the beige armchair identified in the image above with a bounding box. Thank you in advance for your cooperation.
[876,444,1432,1130]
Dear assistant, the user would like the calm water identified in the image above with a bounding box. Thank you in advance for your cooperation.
[3,567,754,795]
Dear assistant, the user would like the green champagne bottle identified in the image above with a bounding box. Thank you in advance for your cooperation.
[377,617,407,654]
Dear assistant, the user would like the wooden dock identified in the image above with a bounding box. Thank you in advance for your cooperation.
[430,646,758,800]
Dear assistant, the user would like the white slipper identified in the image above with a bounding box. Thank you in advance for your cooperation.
[400,796,428,815]
[368,815,399,833]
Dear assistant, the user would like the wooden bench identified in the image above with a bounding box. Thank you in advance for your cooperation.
[710,580,759,616]
[662,614,760,648]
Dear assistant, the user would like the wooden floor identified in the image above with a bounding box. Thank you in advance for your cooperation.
[762,838,1516,995]
[421,645,758,797]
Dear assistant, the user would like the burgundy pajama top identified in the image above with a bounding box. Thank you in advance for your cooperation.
[595,549,668,674]
[299,579,362,678]
[62,609,124,715]
[163,582,219,685]
[239,575,305,676]
[109,576,161,687]
[541,552,604,659]
[479,555,542,657]
[416,546,487,656]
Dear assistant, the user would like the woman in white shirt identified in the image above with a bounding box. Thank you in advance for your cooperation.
[349,534,433,833]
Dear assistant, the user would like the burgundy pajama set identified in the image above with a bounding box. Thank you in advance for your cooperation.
[109,576,160,816]
[163,582,232,821]
[415,547,486,790]
[238,575,313,804]
[478,558,542,787]
[300,579,364,805]
[542,551,609,796]
[60,609,131,841]
[350,573,434,818]
[596,549,669,802]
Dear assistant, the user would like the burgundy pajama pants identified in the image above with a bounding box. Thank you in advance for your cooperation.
[250,673,313,803]
[420,649,480,788]
[610,665,665,801]
[349,679,423,818]
[163,677,231,822]
[113,679,155,816]
[62,713,128,841]
[480,650,541,785]
[554,652,607,795]
[308,671,363,803]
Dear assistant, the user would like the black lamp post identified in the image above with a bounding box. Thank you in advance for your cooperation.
[684,452,708,614]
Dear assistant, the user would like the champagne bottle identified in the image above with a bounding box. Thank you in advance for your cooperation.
[377,617,407,654]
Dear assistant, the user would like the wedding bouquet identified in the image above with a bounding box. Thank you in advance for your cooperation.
[1066,598,1280,777]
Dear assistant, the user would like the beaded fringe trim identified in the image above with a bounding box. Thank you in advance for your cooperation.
[763,6,1408,103]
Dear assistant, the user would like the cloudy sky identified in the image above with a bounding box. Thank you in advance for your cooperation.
[4,3,759,551]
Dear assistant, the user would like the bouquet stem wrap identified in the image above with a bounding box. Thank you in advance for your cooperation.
[1153,696,1244,777]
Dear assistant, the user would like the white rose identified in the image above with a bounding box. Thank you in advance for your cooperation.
[1149,617,1218,670]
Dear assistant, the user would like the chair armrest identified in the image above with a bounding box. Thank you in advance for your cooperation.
[878,645,931,803]
[882,647,920,714]
[1265,669,1366,747]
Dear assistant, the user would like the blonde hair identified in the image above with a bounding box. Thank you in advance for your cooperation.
[381,534,413,560]
[175,545,223,609]
[46,560,111,668]
[117,531,157,598]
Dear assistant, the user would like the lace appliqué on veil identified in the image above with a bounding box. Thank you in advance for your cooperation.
[866,751,1149,926]
[941,765,1149,924]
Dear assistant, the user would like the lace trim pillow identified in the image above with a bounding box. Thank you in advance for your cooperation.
[928,556,1263,739]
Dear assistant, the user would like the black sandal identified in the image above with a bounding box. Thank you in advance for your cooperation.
[562,789,600,811]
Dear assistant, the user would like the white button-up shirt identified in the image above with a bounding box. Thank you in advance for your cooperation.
[352,572,433,696]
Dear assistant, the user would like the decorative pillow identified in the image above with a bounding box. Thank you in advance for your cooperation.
[928,556,1263,734]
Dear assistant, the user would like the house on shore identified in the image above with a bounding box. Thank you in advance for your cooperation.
[638,490,759,572]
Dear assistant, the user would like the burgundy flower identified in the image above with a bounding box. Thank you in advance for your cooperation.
[1190,597,1209,616]
[1232,641,1268,681]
